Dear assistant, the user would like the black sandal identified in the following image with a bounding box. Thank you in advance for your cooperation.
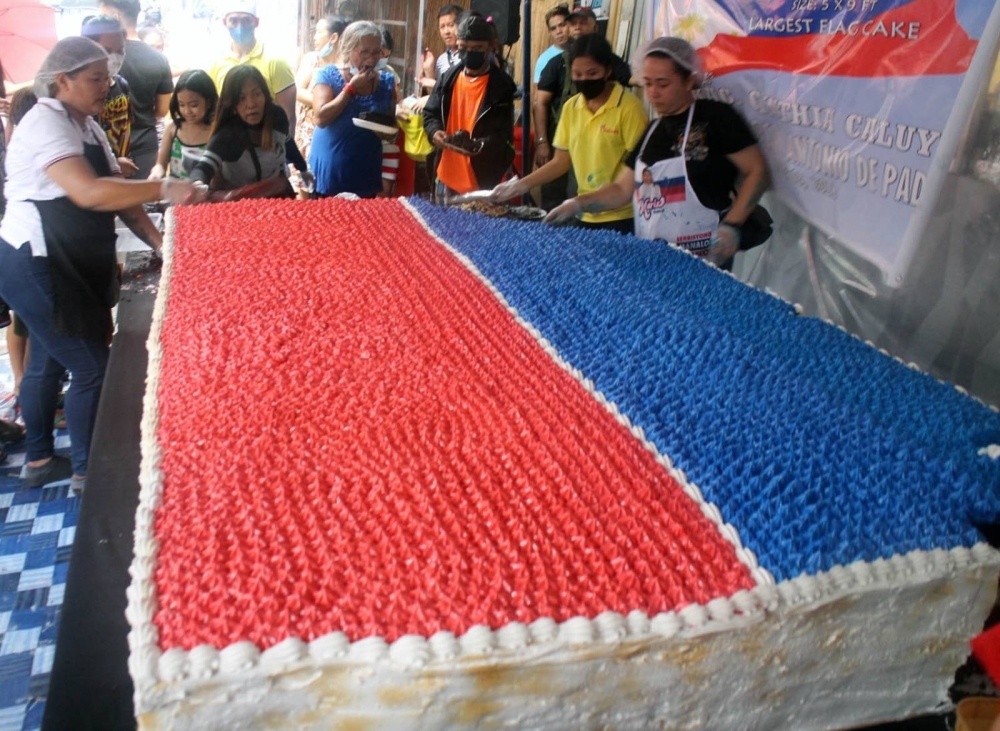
[0,419,25,444]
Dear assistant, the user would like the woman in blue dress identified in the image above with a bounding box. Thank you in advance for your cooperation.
[310,20,395,198]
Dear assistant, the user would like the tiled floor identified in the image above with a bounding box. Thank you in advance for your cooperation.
[0,348,76,731]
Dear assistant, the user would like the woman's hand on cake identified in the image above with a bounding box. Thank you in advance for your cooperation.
[707,223,741,266]
[490,179,526,203]
[161,179,206,206]
[543,198,583,226]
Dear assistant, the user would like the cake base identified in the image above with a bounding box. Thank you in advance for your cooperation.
[139,546,997,731]
[131,200,1000,730]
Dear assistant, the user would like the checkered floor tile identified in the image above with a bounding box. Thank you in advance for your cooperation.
[0,433,78,731]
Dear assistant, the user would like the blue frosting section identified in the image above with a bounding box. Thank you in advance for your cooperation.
[411,199,1000,581]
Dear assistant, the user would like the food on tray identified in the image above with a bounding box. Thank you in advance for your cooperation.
[444,130,485,155]
[357,111,398,129]
[455,200,547,220]
[457,200,509,217]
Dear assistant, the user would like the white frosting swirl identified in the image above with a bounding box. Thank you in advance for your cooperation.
[189,644,220,679]
[348,636,388,663]
[260,638,307,668]
[594,612,627,643]
[650,612,682,638]
[429,631,461,661]
[496,622,530,651]
[460,625,495,656]
[220,641,261,674]
[309,632,350,662]
[529,617,558,643]
[390,635,431,669]
[558,616,595,645]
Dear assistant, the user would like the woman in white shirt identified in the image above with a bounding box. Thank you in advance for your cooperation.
[0,37,199,493]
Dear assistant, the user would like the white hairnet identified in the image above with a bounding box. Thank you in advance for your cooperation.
[632,36,702,82]
[34,37,108,99]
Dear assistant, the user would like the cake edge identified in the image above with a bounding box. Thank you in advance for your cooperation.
[126,202,1000,720]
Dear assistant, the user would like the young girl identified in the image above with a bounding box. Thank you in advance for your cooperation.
[149,70,217,181]
[190,64,311,199]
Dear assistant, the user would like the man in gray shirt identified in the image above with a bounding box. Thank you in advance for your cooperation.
[99,0,173,179]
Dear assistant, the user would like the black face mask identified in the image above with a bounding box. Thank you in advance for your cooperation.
[460,49,487,70]
[576,78,607,100]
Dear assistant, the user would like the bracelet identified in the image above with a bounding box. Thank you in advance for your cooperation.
[344,85,357,97]
[536,138,548,145]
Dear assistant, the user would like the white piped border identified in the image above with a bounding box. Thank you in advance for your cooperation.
[401,198,774,589]
[127,201,1000,702]
[128,207,176,705]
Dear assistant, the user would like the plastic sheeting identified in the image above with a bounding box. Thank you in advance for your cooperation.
[635,0,1000,407]
[733,178,1000,407]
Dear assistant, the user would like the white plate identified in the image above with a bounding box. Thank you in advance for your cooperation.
[352,117,398,135]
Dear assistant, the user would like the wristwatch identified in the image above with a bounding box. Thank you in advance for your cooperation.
[536,137,548,145]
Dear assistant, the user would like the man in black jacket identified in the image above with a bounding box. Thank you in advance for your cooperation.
[423,13,516,201]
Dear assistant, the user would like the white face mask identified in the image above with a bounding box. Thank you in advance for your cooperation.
[107,52,125,77]
[376,58,389,70]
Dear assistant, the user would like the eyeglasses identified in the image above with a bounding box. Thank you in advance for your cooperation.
[225,15,255,27]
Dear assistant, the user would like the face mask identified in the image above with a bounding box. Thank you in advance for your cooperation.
[228,25,254,46]
[107,52,125,77]
[376,58,389,70]
[460,49,487,70]
[318,41,334,57]
[576,77,607,100]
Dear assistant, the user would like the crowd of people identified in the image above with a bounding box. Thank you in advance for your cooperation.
[0,0,770,493]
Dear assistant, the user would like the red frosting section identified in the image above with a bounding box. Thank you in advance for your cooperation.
[152,199,753,650]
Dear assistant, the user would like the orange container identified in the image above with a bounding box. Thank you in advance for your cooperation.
[956,697,1000,731]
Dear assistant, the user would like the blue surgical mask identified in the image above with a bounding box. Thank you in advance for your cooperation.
[376,58,389,70]
[318,41,335,58]
[349,65,360,75]
[229,25,254,46]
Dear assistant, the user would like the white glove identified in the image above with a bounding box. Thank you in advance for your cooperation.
[490,178,525,203]
[299,171,316,194]
[543,198,583,226]
[160,178,204,206]
[148,163,165,181]
[706,223,741,266]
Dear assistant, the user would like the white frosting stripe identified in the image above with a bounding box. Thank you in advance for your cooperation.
[399,199,775,589]
[128,208,175,710]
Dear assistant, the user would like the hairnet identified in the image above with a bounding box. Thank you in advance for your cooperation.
[34,37,108,98]
[632,36,701,80]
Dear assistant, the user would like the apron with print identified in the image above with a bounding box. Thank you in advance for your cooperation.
[632,104,718,256]
[31,142,118,341]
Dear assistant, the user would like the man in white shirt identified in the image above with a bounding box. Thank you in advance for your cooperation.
[420,4,465,93]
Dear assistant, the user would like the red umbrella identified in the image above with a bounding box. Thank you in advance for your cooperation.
[0,0,58,86]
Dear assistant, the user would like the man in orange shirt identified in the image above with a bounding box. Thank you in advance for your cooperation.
[422,13,516,200]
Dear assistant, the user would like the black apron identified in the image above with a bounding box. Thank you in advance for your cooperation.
[31,142,118,342]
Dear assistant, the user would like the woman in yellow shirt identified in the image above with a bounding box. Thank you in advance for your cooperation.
[491,33,647,233]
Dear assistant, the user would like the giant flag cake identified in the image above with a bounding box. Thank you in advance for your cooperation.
[129,197,1000,730]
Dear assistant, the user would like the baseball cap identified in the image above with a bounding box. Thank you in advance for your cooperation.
[635,36,701,73]
[567,5,597,21]
[222,0,257,17]
[457,13,493,41]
